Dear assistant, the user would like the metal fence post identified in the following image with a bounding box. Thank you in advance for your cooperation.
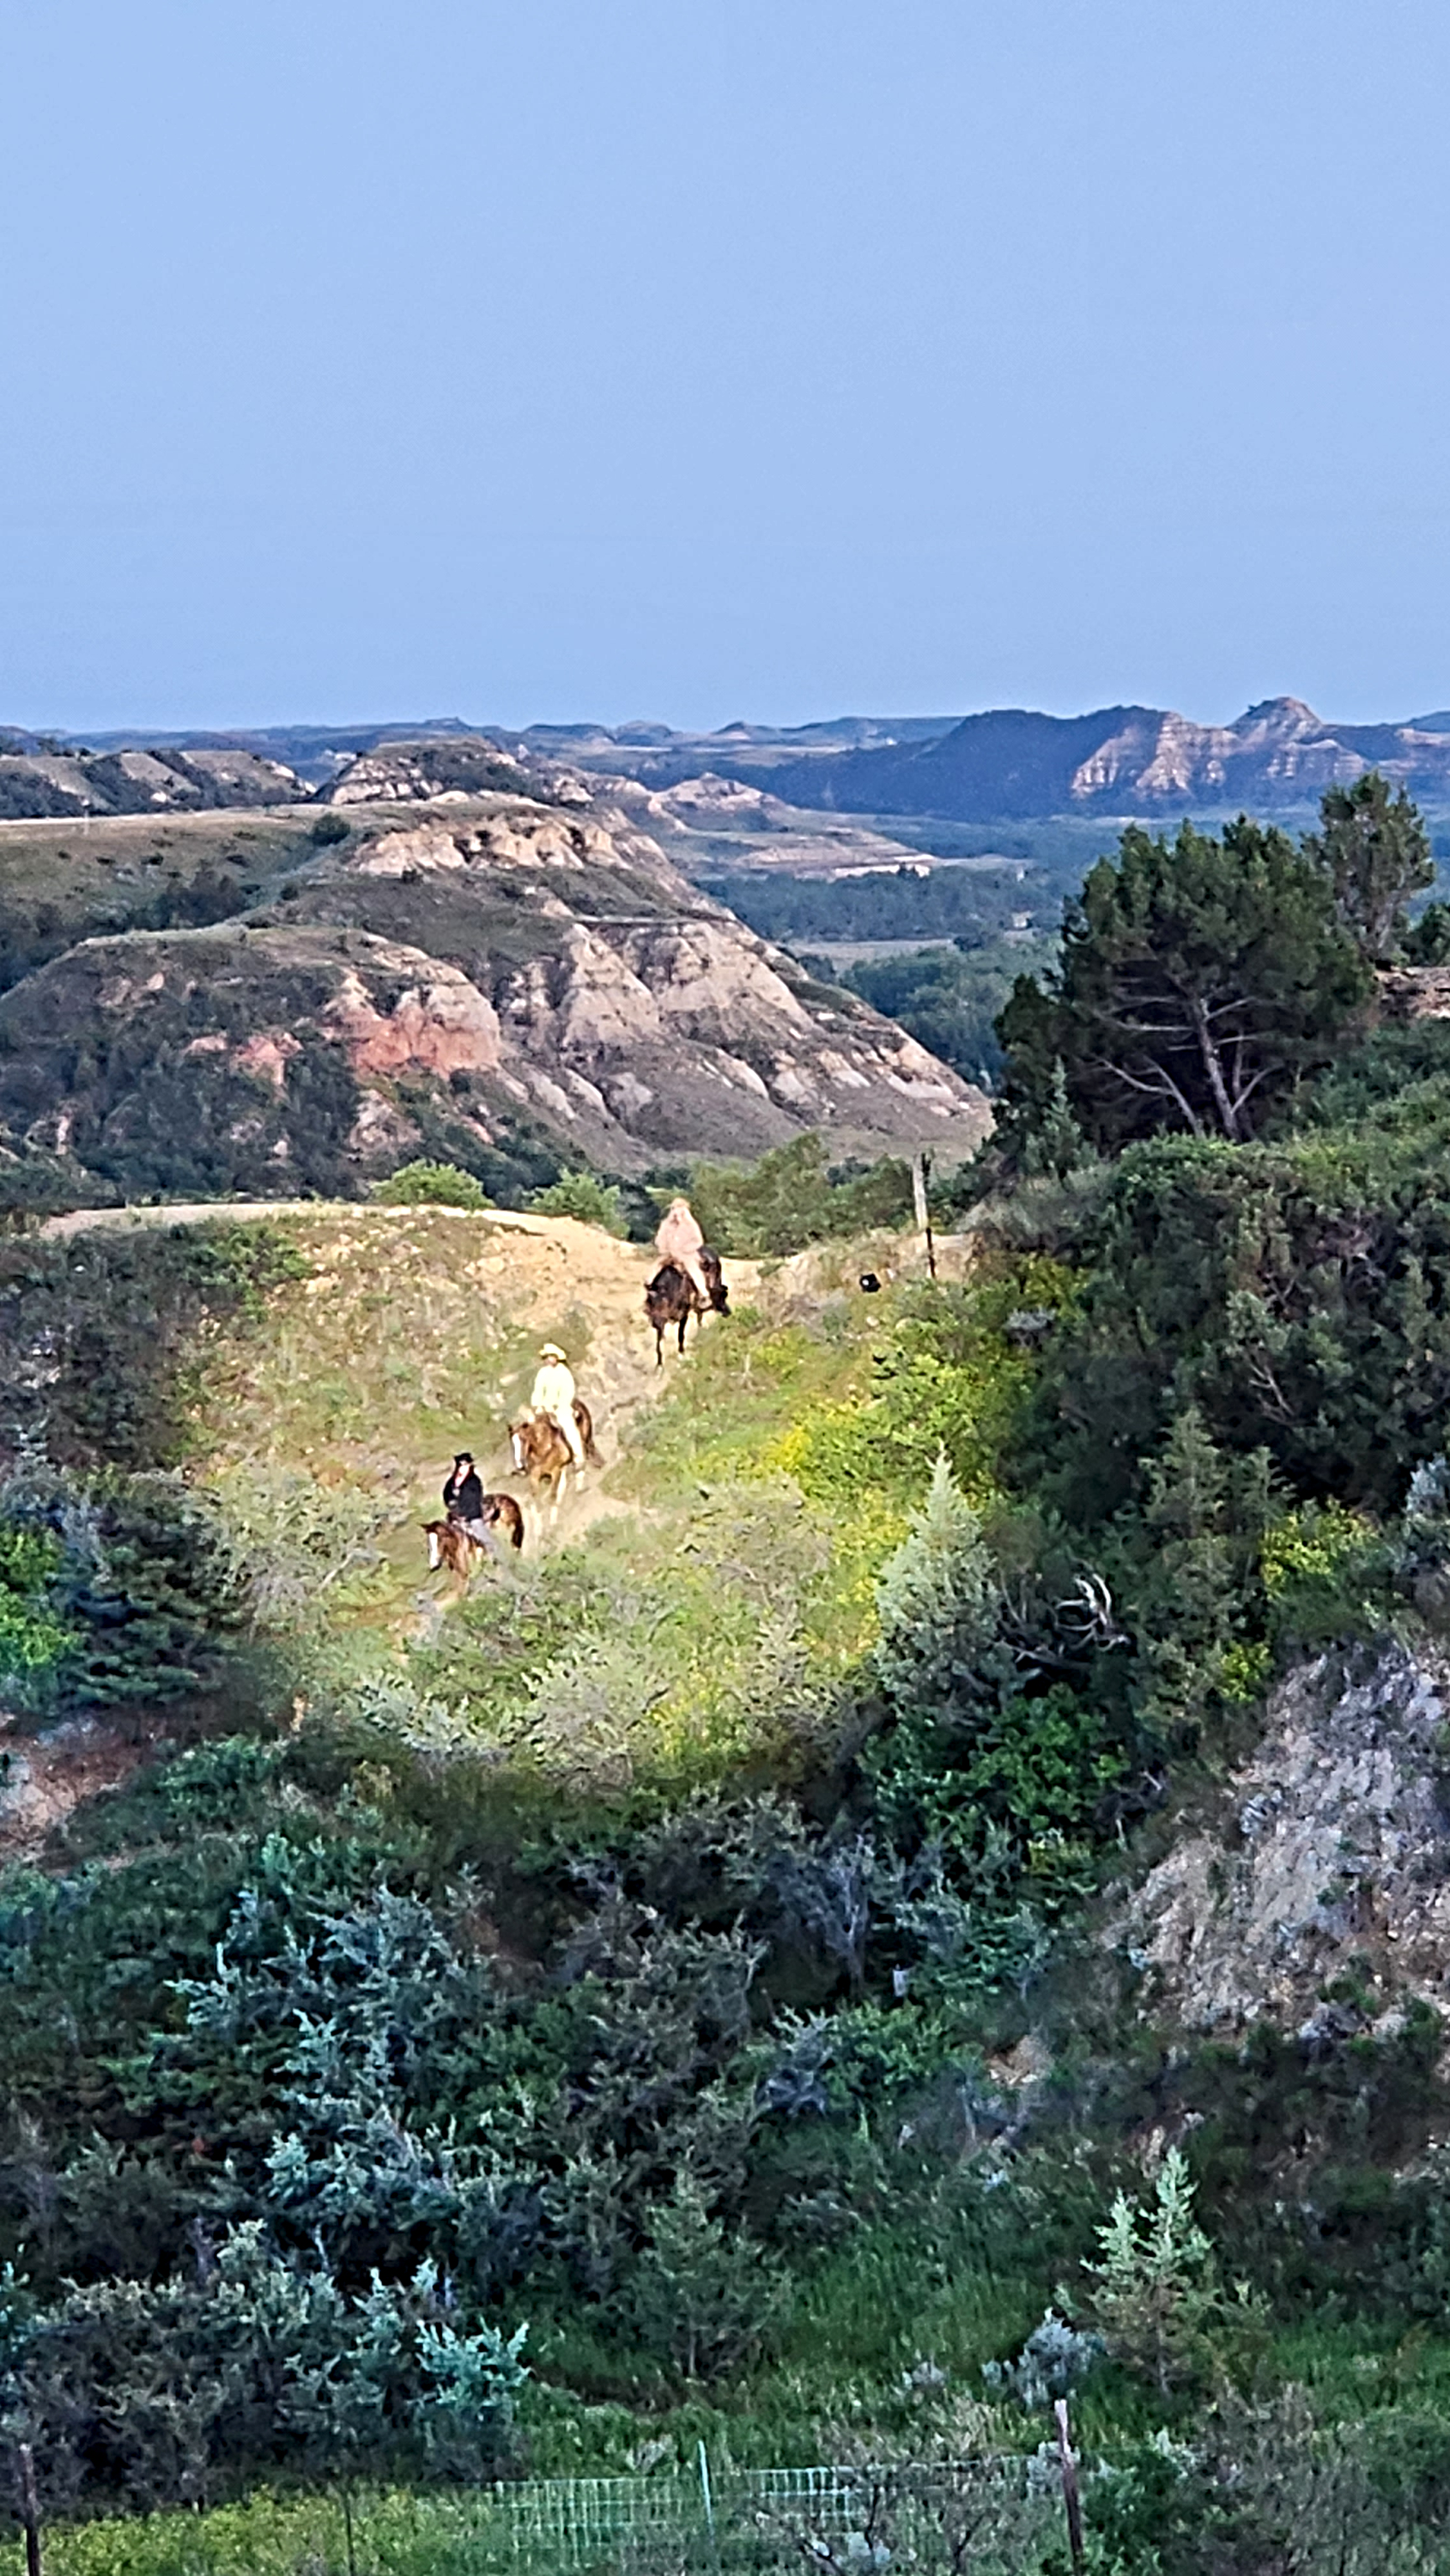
[17,2444,41,2576]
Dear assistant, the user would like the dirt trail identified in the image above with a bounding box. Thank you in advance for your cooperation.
[436,1209,761,1549]
[44,1197,762,1564]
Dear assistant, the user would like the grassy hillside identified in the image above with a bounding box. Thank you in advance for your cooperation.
[0,806,334,993]
[8,1171,1450,2548]
[177,1203,935,1777]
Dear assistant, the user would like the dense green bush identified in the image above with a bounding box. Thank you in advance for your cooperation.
[0,1523,71,1697]
[0,1147,104,1224]
[527,1168,627,1233]
[370,1159,491,1209]
[862,1461,1141,1985]
[687,1133,912,1256]
[1019,1093,1450,1526]
[6,2227,527,2513]
[1,1468,243,1712]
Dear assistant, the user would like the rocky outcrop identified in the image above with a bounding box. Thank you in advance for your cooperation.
[0,786,992,1197]
[326,737,532,806]
[1114,1646,1450,2034]
[1065,699,1377,807]
[1379,967,1450,1023]
[324,950,502,1079]
[0,922,504,1081]
[18,697,1450,829]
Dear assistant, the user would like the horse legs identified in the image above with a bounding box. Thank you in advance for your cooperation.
[654,1322,664,1368]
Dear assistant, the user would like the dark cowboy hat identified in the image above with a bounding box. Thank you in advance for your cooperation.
[453,1450,474,1464]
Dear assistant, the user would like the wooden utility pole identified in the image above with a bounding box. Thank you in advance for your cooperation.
[1053,2398,1085,2576]
[17,2443,42,2576]
[912,1152,936,1280]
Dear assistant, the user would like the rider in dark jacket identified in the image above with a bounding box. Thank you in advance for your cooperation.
[444,1454,485,1524]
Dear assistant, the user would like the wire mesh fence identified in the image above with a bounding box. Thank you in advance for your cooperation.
[483,2454,1057,2571]
[17,2450,1069,2573]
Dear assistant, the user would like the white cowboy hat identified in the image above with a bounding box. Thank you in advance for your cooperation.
[538,1341,567,1361]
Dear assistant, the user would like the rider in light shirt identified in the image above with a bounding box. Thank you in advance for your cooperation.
[531,1342,585,1470]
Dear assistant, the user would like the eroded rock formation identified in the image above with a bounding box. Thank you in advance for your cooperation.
[1114,1645,1450,2035]
[0,786,991,1195]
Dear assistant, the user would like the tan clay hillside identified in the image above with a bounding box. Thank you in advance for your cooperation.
[0,783,990,1200]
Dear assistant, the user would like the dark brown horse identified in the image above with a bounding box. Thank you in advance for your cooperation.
[422,1494,525,1580]
[509,1399,598,1515]
[645,1249,729,1364]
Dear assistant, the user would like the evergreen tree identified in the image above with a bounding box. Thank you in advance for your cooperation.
[1306,771,1435,963]
[1073,2148,1261,2398]
[997,818,1370,1153]
[1136,1406,1273,1727]
[871,1454,997,1710]
[630,2174,784,2380]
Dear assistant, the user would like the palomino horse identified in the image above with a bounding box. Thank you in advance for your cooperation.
[509,1399,598,1520]
[422,1495,525,1580]
[644,1248,729,1364]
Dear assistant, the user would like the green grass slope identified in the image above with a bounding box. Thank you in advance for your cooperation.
[176,1202,941,1781]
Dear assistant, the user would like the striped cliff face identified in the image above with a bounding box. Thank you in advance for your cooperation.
[0,786,990,1202]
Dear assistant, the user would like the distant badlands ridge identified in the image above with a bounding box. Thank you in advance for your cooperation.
[7,696,1450,822]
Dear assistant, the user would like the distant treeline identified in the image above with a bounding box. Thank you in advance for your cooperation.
[804,938,1046,1088]
[702,864,1034,945]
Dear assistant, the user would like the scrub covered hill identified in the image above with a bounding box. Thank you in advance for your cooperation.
[13,782,1450,2568]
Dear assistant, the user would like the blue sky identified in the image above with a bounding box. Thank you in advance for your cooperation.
[1,0,1447,733]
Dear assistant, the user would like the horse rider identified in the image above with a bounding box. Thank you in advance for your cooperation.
[655,1195,710,1303]
[530,1342,587,1473]
[443,1451,493,1546]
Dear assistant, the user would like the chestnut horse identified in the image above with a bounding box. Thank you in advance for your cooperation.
[644,1248,729,1364]
[422,1495,525,1580]
[509,1399,598,1516]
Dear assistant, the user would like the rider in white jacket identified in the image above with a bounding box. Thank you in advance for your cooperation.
[531,1343,586,1469]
